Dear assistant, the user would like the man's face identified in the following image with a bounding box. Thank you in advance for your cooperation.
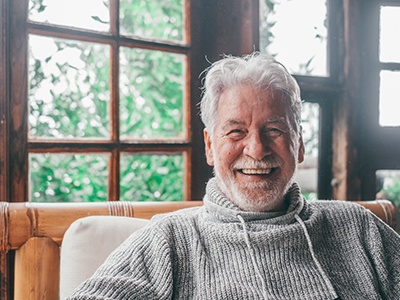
[204,84,304,212]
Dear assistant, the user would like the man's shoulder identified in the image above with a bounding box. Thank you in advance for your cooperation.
[302,200,376,233]
[309,199,363,207]
[132,206,204,242]
[307,199,369,216]
[149,205,203,225]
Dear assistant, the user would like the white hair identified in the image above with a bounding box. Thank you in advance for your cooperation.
[200,52,302,136]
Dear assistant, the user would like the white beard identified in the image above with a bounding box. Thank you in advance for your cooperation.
[213,158,296,212]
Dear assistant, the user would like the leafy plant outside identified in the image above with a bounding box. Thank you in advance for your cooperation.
[28,0,185,202]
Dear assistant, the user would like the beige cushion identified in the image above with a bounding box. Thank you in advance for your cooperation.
[59,216,149,299]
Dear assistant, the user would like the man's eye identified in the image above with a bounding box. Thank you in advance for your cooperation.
[227,129,245,139]
[266,128,283,138]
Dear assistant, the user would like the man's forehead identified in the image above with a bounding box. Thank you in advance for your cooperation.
[219,116,290,129]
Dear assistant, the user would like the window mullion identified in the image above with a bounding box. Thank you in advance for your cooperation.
[10,0,29,202]
[0,0,10,201]
[108,1,120,201]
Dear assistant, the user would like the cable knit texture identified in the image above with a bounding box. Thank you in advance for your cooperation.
[67,178,400,299]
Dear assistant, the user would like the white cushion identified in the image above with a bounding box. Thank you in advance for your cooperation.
[59,216,149,299]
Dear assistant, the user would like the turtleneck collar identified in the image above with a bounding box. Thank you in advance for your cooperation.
[202,177,338,299]
[203,177,305,224]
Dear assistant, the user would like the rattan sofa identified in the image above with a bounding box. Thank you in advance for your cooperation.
[0,200,397,300]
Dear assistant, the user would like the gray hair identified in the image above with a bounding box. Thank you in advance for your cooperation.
[199,52,302,136]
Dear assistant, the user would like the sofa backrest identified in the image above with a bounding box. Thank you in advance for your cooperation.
[0,201,202,300]
[0,199,397,300]
[60,216,150,299]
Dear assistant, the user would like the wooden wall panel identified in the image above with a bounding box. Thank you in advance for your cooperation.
[8,0,28,203]
[0,0,9,202]
[332,0,363,200]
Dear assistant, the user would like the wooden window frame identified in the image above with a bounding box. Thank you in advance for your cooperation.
[1,0,205,203]
[358,0,400,199]
[3,0,396,204]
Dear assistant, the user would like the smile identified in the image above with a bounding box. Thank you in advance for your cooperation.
[240,168,274,175]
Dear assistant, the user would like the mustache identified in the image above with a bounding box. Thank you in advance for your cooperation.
[231,157,281,170]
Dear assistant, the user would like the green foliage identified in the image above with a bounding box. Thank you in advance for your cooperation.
[28,1,186,202]
[119,48,183,139]
[30,154,108,202]
[29,36,110,138]
[301,102,319,157]
[120,154,183,201]
[377,175,400,206]
[28,0,46,14]
[303,193,318,201]
[259,0,277,55]
[120,0,183,41]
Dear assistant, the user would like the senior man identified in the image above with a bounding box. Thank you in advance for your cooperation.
[68,52,400,299]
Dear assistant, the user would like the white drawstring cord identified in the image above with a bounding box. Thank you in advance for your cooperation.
[237,214,269,299]
[294,214,338,297]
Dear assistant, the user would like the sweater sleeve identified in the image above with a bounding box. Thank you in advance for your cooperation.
[66,225,173,300]
[364,211,400,299]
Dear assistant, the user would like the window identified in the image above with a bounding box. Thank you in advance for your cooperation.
[357,1,400,200]
[296,102,320,200]
[6,0,196,202]
[371,3,400,202]
[3,1,398,204]
[259,0,328,76]
[259,0,331,199]
[379,70,400,126]
[379,6,400,127]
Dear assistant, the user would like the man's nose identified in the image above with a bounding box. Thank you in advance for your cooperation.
[243,132,271,160]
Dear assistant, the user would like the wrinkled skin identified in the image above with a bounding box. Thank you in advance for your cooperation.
[204,84,304,212]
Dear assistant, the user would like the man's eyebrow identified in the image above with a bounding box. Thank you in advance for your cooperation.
[221,119,245,129]
[263,116,292,127]
[265,116,286,124]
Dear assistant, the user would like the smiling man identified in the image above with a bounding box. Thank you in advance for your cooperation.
[203,84,304,212]
[68,52,400,300]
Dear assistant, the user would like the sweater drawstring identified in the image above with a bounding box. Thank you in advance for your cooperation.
[294,214,338,298]
[237,214,269,299]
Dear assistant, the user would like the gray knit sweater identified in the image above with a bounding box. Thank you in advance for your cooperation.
[68,178,400,299]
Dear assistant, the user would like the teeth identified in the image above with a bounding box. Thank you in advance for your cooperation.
[241,168,273,175]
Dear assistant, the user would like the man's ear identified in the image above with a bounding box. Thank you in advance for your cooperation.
[204,129,214,166]
[297,128,305,164]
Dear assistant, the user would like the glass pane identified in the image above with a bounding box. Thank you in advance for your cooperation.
[28,0,109,31]
[120,48,185,140]
[120,153,183,201]
[295,102,320,200]
[379,70,400,127]
[120,0,184,42]
[380,6,400,63]
[376,170,400,206]
[29,153,109,202]
[29,35,110,139]
[259,0,328,76]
